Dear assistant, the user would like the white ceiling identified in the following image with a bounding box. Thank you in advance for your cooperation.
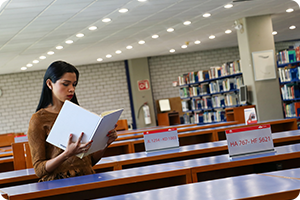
[0,0,299,75]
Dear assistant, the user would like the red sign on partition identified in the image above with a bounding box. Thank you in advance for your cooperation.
[138,80,150,91]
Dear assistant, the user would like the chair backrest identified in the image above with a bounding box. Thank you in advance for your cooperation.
[12,142,33,170]
[0,133,15,147]
[116,119,128,131]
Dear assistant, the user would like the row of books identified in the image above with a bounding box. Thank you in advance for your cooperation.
[278,67,300,83]
[177,60,242,86]
[180,76,243,98]
[281,84,300,100]
[183,111,226,124]
[182,93,239,111]
[277,46,300,65]
[283,102,300,118]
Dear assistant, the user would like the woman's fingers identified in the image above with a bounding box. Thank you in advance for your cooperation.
[76,132,84,146]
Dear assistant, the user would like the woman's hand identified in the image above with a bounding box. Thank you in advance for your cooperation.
[65,132,93,158]
[107,125,118,146]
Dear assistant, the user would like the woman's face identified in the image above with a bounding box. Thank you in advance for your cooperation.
[50,72,77,104]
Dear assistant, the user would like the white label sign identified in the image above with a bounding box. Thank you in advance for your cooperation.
[244,107,258,125]
[144,128,179,152]
[225,124,274,157]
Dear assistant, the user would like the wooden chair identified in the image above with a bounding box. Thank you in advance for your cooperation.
[11,142,33,170]
[0,133,15,148]
[116,119,128,131]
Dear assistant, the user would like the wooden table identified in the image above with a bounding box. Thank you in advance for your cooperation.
[1,130,300,188]
[95,174,300,200]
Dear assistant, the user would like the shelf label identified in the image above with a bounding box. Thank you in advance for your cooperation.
[144,128,179,152]
[225,124,274,157]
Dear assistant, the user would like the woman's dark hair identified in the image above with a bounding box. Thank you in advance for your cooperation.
[36,61,79,112]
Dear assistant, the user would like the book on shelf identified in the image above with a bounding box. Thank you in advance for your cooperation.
[46,100,123,159]
[277,49,298,65]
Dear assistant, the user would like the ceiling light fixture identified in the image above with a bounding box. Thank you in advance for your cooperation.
[89,26,97,31]
[106,54,112,58]
[152,34,159,39]
[194,40,201,44]
[209,35,216,39]
[26,64,33,67]
[203,13,211,18]
[126,45,133,49]
[56,46,63,50]
[290,25,296,29]
[224,4,233,8]
[39,56,46,59]
[225,29,232,34]
[102,18,111,23]
[272,31,278,35]
[183,21,191,25]
[21,67,27,70]
[170,49,175,53]
[65,40,73,44]
[181,45,187,49]
[76,33,84,37]
[47,51,54,55]
[138,0,147,2]
[116,50,122,54]
[32,60,39,64]
[138,40,145,44]
[167,28,174,32]
[293,0,300,7]
[97,58,103,62]
[119,8,128,13]
[286,8,294,13]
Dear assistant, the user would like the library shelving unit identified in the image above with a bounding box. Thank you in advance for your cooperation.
[177,61,244,124]
[277,46,300,120]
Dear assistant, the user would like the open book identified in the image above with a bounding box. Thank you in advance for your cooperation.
[46,100,123,158]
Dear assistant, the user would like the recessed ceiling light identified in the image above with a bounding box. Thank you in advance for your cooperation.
[47,51,54,55]
[89,26,97,31]
[224,4,233,8]
[116,50,122,54]
[272,31,278,35]
[32,60,39,64]
[138,0,147,2]
[119,8,128,13]
[65,40,73,44]
[152,34,159,39]
[126,45,133,49]
[76,33,84,38]
[26,64,33,67]
[138,40,145,44]
[170,49,175,53]
[102,18,111,23]
[194,40,201,44]
[106,54,112,58]
[286,8,294,13]
[21,67,27,70]
[97,58,103,62]
[56,46,63,50]
[183,21,191,25]
[181,45,187,49]
[290,25,296,29]
[209,35,216,39]
[203,13,211,18]
[167,28,174,32]
[225,29,232,34]
[39,56,46,59]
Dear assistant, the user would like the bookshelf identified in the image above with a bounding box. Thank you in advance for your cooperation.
[277,45,300,119]
[176,60,244,124]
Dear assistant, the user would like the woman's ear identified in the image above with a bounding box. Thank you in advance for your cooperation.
[46,79,53,90]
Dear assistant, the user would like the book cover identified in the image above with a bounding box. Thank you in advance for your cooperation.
[46,100,123,159]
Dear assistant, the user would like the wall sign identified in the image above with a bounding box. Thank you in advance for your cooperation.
[225,124,275,158]
[252,50,276,81]
[137,79,150,91]
[144,128,179,152]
